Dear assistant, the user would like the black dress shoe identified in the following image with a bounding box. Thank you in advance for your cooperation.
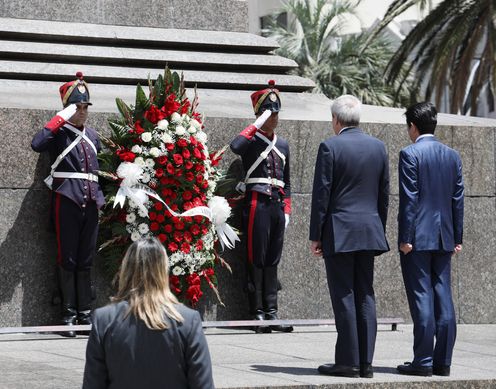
[397,362,432,376]
[265,311,293,332]
[318,364,360,377]
[360,363,373,378]
[433,365,450,376]
[251,311,271,334]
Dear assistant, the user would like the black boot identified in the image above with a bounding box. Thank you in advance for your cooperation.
[58,267,77,338]
[264,266,293,333]
[76,270,93,334]
[247,265,271,333]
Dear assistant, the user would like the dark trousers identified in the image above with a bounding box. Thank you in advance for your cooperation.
[324,251,377,366]
[242,191,285,268]
[52,193,98,271]
[400,251,456,367]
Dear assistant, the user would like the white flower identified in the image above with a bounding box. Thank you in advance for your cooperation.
[116,162,143,187]
[137,207,148,217]
[157,119,169,130]
[172,266,184,276]
[171,112,181,123]
[131,145,142,154]
[175,125,186,136]
[126,224,134,233]
[181,113,190,123]
[191,119,202,130]
[145,158,155,168]
[161,132,173,144]
[126,212,136,223]
[141,132,152,142]
[187,125,197,134]
[134,157,145,167]
[128,199,137,208]
[195,131,207,144]
[149,147,160,158]
[131,231,141,241]
[141,172,151,183]
[138,223,149,234]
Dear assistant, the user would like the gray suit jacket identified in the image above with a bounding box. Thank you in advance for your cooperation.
[82,301,214,389]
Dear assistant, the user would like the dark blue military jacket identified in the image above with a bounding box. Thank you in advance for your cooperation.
[230,130,291,213]
[31,124,105,209]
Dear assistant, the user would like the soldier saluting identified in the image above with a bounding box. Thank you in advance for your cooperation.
[32,72,104,337]
[230,80,293,333]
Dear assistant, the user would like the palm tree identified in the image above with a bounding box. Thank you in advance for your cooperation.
[264,0,416,107]
[365,0,495,115]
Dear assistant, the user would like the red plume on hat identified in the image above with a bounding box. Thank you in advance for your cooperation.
[59,71,91,107]
[250,80,281,114]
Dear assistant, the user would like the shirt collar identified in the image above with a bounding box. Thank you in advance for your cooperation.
[415,134,435,142]
[338,126,354,135]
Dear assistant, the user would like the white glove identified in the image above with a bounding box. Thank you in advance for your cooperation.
[285,214,290,229]
[253,109,272,129]
[57,104,77,121]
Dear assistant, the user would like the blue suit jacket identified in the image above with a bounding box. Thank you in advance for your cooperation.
[398,136,464,251]
[309,127,389,256]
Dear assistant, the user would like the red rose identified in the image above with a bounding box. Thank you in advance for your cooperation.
[189,136,197,145]
[158,155,168,165]
[154,202,163,211]
[183,201,193,210]
[134,120,145,135]
[175,220,185,230]
[193,148,202,159]
[184,217,193,223]
[192,112,202,123]
[173,154,183,165]
[155,168,164,178]
[196,174,203,184]
[170,275,181,294]
[177,138,188,148]
[158,233,167,243]
[162,94,181,117]
[195,240,204,250]
[144,105,166,124]
[194,163,204,172]
[174,169,183,178]
[203,268,214,277]
[182,191,193,201]
[164,224,173,233]
[202,181,209,189]
[150,222,159,232]
[166,163,175,175]
[186,284,202,305]
[171,204,179,211]
[184,231,193,242]
[181,242,191,254]
[174,231,183,242]
[182,148,191,159]
[185,172,195,182]
[156,214,165,223]
[185,160,193,170]
[194,216,203,223]
[170,191,177,200]
[168,242,178,252]
[116,149,136,162]
[190,224,200,236]
[187,273,201,285]
[201,226,209,235]
[166,143,175,151]
[149,212,157,221]
[180,99,191,114]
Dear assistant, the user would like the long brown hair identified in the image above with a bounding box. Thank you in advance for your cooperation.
[112,237,184,329]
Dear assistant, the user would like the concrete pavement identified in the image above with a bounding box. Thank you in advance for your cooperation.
[0,324,495,388]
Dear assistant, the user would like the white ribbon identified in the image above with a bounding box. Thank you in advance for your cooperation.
[113,183,239,249]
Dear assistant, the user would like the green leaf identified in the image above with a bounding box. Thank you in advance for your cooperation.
[115,98,133,124]
[134,84,150,121]
[172,72,181,94]
[154,74,165,107]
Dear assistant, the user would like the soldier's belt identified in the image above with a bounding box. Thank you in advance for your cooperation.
[245,178,285,188]
[52,172,99,182]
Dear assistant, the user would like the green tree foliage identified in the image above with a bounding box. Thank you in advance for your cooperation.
[264,0,416,107]
[366,0,495,115]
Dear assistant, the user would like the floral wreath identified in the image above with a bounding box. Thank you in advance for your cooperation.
[98,69,238,306]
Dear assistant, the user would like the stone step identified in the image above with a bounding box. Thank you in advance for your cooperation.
[0,40,297,73]
[0,60,315,92]
[0,17,277,53]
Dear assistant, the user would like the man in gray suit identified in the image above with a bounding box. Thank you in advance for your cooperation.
[310,95,389,378]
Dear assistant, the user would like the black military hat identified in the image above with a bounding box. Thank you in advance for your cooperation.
[59,71,92,107]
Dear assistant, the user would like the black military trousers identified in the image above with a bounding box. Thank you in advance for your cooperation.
[242,191,285,268]
[52,193,98,272]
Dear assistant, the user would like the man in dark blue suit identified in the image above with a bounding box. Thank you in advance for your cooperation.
[310,95,389,378]
[397,102,464,377]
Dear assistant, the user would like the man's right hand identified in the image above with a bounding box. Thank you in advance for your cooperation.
[454,244,462,254]
[399,242,413,255]
[45,104,77,132]
[311,241,322,257]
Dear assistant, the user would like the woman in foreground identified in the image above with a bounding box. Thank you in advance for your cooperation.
[82,237,214,389]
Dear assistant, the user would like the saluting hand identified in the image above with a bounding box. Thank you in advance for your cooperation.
[311,241,322,257]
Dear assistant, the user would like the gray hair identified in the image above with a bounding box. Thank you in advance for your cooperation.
[331,95,362,127]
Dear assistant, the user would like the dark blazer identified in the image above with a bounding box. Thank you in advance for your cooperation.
[309,127,389,257]
[82,301,214,389]
[398,135,464,251]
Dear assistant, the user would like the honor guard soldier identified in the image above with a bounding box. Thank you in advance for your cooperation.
[230,80,293,333]
[32,72,104,337]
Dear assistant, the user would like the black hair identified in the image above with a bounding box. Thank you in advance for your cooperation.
[405,102,437,135]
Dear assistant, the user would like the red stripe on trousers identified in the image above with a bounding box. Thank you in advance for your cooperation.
[54,193,62,265]
[247,192,258,263]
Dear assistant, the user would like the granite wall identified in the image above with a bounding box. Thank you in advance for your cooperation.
[0,0,249,32]
[0,108,494,326]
